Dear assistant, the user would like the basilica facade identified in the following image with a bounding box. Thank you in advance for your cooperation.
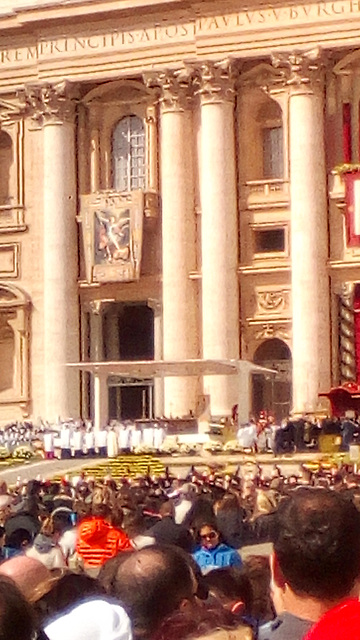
[0,0,359,425]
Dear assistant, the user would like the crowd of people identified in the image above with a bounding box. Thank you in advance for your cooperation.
[0,460,360,639]
[0,420,167,460]
[2,408,360,462]
[237,409,360,455]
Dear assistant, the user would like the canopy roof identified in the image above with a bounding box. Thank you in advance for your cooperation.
[319,382,360,416]
[67,358,275,378]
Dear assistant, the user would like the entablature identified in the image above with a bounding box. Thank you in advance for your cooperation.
[1,3,360,88]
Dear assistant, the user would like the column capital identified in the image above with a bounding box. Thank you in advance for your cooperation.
[144,69,192,113]
[17,80,78,127]
[89,299,114,316]
[271,47,325,94]
[195,60,236,106]
[147,298,162,315]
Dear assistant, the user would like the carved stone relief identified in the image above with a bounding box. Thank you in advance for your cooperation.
[254,323,290,341]
[254,288,290,316]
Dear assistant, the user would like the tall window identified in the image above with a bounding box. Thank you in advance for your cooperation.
[112,115,145,191]
[262,126,284,179]
[0,131,13,206]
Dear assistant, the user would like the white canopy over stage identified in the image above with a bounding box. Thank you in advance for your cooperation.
[67,359,275,429]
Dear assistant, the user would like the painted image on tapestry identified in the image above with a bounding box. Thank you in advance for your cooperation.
[94,207,131,264]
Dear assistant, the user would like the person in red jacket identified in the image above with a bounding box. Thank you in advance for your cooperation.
[76,486,132,572]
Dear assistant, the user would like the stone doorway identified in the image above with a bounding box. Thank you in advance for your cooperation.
[253,338,292,421]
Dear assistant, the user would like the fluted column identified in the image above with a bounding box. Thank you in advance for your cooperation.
[273,50,331,413]
[197,62,239,417]
[149,71,199,417]
[26,82,80,420]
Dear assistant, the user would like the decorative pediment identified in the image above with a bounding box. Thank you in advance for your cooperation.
[333,50,360,76]
[239,63,285,89]
[0,98,25,124]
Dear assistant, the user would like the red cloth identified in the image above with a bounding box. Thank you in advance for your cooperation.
[305,599,360,640]
[354,287,360,383]
[76,516,132,567]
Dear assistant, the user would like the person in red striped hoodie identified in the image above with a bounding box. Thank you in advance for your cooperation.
[76,486,132,575]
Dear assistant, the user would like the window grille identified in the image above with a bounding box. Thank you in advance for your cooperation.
[262,126,284,179]
[112,115,145,191]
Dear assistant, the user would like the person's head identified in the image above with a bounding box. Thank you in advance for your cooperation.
[272,487,360,602]
[34,571,106,625]
[0,576,35,640]
[242,555,274,622]
[91,486,114,519]
[0,556,52,602]
[44,597,132,640]
[215,493,240,514]
[5,527,32,550]
[204,567,253,617]
[51,510,73,537]
[198,522,220,550]
[159,500,174,518]
[109,545,197,639]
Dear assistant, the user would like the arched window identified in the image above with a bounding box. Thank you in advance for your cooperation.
[112,115,145,192]
[0,285,30,404]
[0,131,13,206]
[257,100,284,179]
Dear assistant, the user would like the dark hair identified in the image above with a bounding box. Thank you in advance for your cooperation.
[51,511,72,535]
[195,520,219,546]
[273,487,360,600]
[5,528,32,550]
[98,551,134,595]
[0,576,35,640]
[242,555,274,621]
[33,572,106,625]
[111,545,195,639]
[204,567,253,614]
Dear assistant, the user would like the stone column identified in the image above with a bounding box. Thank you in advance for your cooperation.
[89,300,104,362]
[27,82,80,420]
[89,300,108,428]
[149,71,199,417]
[197,62,240,417]
[104,305,120,361]
[93,371,109,431]
[148,298,164,417]
[273,51,331,413]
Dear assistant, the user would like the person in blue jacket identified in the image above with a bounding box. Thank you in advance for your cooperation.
[192,520,242,574]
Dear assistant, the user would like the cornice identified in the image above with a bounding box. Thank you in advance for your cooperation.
[0,0,190,28]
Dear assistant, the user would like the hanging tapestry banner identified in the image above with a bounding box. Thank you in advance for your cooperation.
[80,190,144,283]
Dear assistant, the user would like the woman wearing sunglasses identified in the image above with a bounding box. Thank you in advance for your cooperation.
[193,521,243,575]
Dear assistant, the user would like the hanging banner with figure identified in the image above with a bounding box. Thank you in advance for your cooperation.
[80,190,144,283]
[344,172,360,247]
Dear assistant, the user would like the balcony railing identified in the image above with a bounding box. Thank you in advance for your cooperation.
[241,179,290,210]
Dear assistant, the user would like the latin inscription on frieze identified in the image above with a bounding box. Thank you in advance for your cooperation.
[1,1,360,66]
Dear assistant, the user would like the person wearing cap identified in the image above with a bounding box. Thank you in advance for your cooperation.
[44,597,132,640]
[260,487,360,640]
